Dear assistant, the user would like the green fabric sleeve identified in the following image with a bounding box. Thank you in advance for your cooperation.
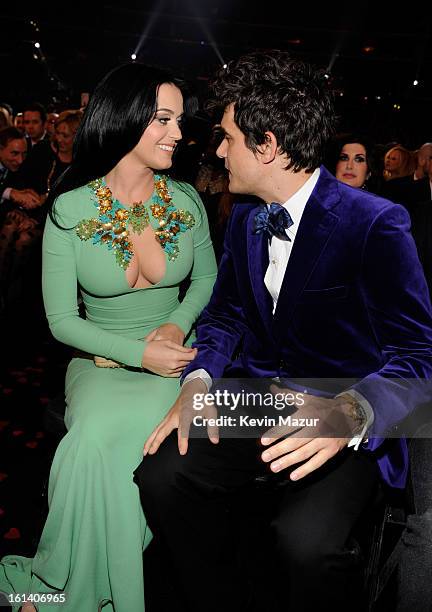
[166,184,217,334]
[42,193,146,368]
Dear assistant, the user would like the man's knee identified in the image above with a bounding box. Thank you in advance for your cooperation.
[271,517,354,575]
[134,432,182,503]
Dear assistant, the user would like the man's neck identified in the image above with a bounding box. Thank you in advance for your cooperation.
[259,167,318,204]
[31,131,46,145]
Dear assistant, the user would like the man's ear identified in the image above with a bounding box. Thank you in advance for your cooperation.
[255,131,278,164]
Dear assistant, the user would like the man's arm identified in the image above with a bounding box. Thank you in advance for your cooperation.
[261,202,432,479]
[351,202,432,440]
[181,204,251,380]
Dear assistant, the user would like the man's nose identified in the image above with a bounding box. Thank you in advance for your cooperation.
[216,140,227,158]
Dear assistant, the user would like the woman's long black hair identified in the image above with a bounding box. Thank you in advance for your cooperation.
[48,62,197,228]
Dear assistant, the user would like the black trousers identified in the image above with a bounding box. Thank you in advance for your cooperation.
[134,433,379,612]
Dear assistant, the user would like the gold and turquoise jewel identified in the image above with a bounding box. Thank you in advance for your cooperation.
[76,175,195,269]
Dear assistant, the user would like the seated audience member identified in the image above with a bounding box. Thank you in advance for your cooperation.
[383,145,415,182]
[0,62,217,612]
[332,134,373,190]
[381,145,417,212]
[414,142,432,181]
[46,111,59,143]
[46,110,83,194]
[134,49,432,612]
[0,127,41,317]
[23,102,48,148]
[382,144,432,215]
[12,110,83,212]
[0,107,12,130]
[0,127,40,208]
[13,112,24,135]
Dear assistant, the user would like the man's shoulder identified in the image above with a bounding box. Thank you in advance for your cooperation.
[332,178,406,220]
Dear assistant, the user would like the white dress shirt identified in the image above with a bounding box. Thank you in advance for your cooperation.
[185,168,373,447]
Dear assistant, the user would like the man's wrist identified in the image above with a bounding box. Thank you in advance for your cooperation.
[337,393,368,434]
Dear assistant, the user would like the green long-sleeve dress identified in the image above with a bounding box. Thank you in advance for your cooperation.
[0,176,217,611]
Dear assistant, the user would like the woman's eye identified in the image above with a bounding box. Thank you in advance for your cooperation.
[158,117,170,125]
[354,156,366,163]
[338,154,348,161]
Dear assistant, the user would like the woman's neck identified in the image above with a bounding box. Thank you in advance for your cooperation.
[105,157,154,205]
[58,150,73,164]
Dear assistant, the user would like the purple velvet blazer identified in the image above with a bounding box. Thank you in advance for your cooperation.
[184,167,432,487]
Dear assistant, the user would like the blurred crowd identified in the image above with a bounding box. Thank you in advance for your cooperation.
[1,99,432,335]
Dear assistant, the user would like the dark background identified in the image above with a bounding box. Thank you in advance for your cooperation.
[1,0,431,146]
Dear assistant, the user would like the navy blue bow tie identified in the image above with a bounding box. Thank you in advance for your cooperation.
[253,203,293,242]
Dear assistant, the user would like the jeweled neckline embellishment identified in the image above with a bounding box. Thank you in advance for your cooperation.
[75,174,195,270]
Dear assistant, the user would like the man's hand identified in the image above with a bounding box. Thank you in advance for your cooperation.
[145,323,185,346]
[6,209,38,232]
[10,188,41,209]
[143,378,219,456]
[260,385,363,481]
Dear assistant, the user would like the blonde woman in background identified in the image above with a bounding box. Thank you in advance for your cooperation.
[383,145,416,181]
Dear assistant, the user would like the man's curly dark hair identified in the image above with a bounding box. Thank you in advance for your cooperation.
[211,50,337,172]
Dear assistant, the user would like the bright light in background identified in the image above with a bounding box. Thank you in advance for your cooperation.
[223,63,227,69]
[131,53,137,60]
[34,42,40,48]
[189,3,226,67]
[133,0,165,58]
[413,79,419,86]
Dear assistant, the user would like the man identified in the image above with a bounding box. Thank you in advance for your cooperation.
[383,142,432,214]
[414,142,432,181]
[134,51,432,611]
[0,126,40,207]
[0,127,41,316]
[23,102,47,147]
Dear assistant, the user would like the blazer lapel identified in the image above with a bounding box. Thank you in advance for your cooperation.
[272,169,341,328]
[247,208,273,332]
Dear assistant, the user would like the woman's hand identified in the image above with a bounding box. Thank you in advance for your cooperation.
[141,339,196,377]
[145,323,185,346]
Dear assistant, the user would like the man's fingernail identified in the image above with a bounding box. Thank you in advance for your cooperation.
[271,461,281,472]
[290,471,299,481]
[261,437,270,445]
[262,451,271,462]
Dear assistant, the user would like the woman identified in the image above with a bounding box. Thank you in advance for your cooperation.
[0,63,217,611]
[383,145,415,181]
[46,110,82,192]
[334,135,372,189]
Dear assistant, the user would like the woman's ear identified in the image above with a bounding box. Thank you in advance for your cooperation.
[255,131,278,164]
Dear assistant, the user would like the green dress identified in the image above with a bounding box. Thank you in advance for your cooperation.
[0,177,217,611]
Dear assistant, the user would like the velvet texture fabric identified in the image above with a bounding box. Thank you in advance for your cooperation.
[183,167,432,488]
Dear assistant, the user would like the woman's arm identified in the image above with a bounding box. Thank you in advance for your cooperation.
[165,185,217,335]
[42,209,146,368]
